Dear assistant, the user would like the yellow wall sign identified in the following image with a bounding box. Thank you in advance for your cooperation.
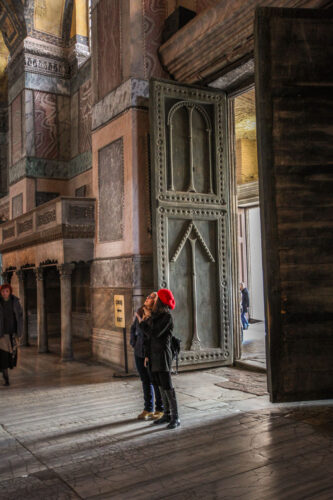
[114,295,125,328]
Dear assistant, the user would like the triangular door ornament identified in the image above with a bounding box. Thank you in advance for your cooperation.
[170,221,215,263]
[170,221,215,350]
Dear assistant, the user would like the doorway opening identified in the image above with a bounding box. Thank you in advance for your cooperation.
[233,87,266,371]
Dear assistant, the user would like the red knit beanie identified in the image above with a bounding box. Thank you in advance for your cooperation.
[157,288,175,310]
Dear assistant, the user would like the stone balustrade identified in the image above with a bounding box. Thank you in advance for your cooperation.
[0,196,95,252]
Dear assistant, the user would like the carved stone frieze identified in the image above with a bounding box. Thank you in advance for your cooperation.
[37,209,56,227]
[3,226,15,240]
[0,201,10,222]
[17,218,33,234]
[8,43,70,85]
[69,205,94,220]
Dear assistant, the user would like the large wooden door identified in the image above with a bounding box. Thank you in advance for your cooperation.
[255,7,333,401]
[150,79,233,368]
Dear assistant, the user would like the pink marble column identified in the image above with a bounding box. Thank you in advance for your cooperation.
[16,269,28,346]
[58,264,75,361]
[35,267,48,353]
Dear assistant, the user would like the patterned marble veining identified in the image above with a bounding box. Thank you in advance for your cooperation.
[97,0,121,101]
[71,91,79,158]
[71,57,91,95]
[34,91,58,160]
[92,77,149,130]
[79,79,92,154]
[57,94,71,161]
[11,93,23,165]
[0,339,333,499]
[24,89,35,157]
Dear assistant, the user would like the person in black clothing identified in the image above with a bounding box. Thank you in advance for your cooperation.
[240,282,250,331]
[130,292,163,420]
[138,288,180,430]
[0,283,23,386]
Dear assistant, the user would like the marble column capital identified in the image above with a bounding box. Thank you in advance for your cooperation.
[34,267,45,281]
[58,263,75,279]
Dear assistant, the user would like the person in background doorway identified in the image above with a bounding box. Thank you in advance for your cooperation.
[130,292,164,421]
[0,284,23,386]
[138,288,180,430]
[240,282,250,331]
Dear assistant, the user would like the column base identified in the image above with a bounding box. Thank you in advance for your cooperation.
[38,348,49,354]
[61,356,74,362]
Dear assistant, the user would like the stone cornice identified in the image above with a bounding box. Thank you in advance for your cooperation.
[92,78,148,131]
[9,152,92,185]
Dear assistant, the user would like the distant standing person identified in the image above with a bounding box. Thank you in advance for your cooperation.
[0,284,23,386]
[240,282,249,331]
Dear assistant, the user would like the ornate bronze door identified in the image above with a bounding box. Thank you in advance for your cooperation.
[150,79,233,368]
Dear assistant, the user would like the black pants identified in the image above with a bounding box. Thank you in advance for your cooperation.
[151,371,173,391]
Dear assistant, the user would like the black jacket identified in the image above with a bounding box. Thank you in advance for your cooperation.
[0,295,23,338]
[130,317,145,358]
[141,311,173,372]
[241,288,249,313]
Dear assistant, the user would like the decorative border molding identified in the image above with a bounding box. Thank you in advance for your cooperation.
[237,180,259,206]
[9,152,92,185]
[92,78,149,131]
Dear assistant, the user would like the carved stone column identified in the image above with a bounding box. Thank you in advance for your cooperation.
[58,264,75,361]
[16,270,28,346]
[35,267,48,353]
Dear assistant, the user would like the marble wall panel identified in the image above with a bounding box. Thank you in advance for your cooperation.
[11,93,23,165]
[79,79,92,154]
[143,0,168,79]
[57,95,71,161]
[97,0,122,100]
[98,137,124,242]
[34,91,58,160]
[25,90,35,157]
[12,193,23,218]
[71,91,79,158]
[8,101,11,167]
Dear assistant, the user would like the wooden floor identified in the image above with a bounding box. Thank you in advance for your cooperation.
[1,338,333,500]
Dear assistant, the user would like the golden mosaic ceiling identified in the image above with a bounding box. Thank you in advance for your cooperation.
[234,88,256,141]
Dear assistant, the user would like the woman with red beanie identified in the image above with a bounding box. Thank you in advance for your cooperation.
[136,288,180,429]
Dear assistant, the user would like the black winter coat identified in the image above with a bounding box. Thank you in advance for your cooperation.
[0,295,23,338]
[141,311,173,372]
[130,317,145,358]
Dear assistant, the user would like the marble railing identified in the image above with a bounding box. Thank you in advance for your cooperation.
[0,196,95,251]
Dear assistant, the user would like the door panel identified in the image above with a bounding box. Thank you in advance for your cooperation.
[150,79,233,368]
[255,7,333,401]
